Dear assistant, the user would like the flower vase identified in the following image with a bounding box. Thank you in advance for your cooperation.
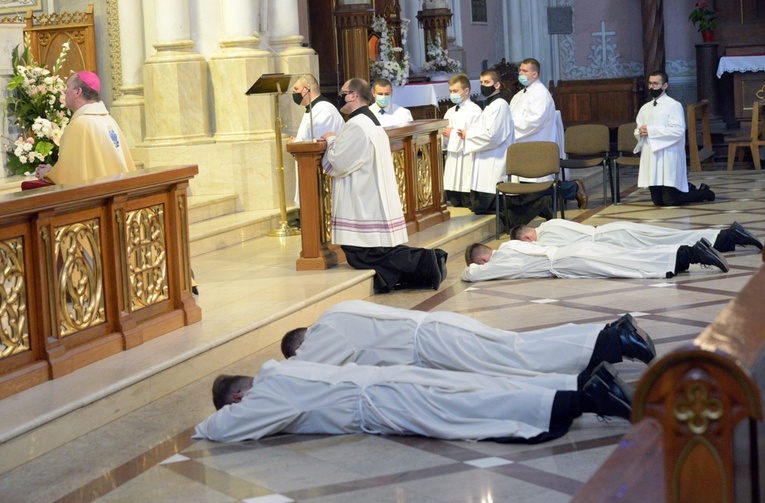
[701,30,714,43]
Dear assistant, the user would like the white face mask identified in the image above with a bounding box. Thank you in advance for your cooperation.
[449,93,462,104]
[375,95,391,108]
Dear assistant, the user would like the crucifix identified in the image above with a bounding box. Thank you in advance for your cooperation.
[591,20,616,66]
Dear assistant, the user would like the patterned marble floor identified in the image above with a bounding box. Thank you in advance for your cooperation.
[2,169,765,503]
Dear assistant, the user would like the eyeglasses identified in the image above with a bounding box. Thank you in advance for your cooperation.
[339,91,355,97]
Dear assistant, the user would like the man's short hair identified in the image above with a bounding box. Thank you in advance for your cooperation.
[448,73,471,90]
[509,225,529,241]
[373,78,393,92]
[649,70,669,84]
[521,58,540,73]
[480,69,501,84]
[71,74,100,102]
[281,327,307,358]
[348,78,373,104]
[212,374,251,410]
[296,74,318,88]
[465,242,492,265]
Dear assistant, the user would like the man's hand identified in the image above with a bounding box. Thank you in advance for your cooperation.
[35,164,53,180]
[638,125,648,137]
[288,136,296,143]
[456,129,467,139]
[443,126,453,138]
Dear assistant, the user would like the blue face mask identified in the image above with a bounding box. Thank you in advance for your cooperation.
[449,93,463,104]
[375,95,391,108]
[518,75,530,86]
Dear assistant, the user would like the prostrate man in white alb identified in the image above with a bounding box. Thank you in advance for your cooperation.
[509,58,587,213]
[368,78,414,127]
[289,74,345,207]
[510,220,763,252]
[441,73,481,207]
[462,237,729,282]
[459,69,514,214]
[194,358,634,444]
[278,300,655,386]
[635,70,714,206]
[322,78,447,293]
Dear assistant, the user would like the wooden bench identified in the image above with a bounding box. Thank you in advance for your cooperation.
[688,100,715,172]
[549,77,644,129]
[573,260,765,502]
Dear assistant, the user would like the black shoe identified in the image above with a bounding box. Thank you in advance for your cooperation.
[192,286,199,295]
[729,221,763,250]
[435,249,448,283]
[420,250,443,290]
[582,372,634,421]
[692,238,729,272]
[698,183,715,201]
[590,362,633,403]
[610,313,656,364]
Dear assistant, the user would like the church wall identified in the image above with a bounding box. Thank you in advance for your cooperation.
[458,0,504,77]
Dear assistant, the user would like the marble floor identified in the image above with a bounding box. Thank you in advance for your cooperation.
[2,169,765,502]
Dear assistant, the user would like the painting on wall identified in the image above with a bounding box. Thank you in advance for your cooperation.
[0,0,42,16]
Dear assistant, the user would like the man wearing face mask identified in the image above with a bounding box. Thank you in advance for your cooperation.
[321,78,448,293]
[442,73,482,207]
[368,78,414,127]
[505,58,588,221]
[289,74,345,208]
[635,71,714,206]
[457,69,515,214]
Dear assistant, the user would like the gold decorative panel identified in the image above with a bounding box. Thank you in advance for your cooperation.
[320,169,333,243]
[392,150,408,214]
[54,219,105,336]
[0,237,30,358]
[673,383,723,434]
[124,205,169,311]
[416,144,434,210]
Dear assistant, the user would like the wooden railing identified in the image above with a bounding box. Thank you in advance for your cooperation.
[0,166,201,399]
[573,260,765,502]
[287,119,450,271]
[550,77,644,129]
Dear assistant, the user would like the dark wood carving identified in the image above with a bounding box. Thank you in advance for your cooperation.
[550,77,644,128]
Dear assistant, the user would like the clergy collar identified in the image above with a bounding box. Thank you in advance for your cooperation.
[304,95,330,113]
[350,106,381,126]
[486,93,504,106]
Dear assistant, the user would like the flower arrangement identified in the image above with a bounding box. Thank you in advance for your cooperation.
[4,36,71,175]
[422,33,462,74]
[370,15,410,87]
[689,1,717,32]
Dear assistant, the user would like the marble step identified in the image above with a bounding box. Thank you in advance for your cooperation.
[189,207,298,257]
[187,194,240,224]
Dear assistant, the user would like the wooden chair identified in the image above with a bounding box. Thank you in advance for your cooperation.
[727,100,765,170]
[687,100,714,172]
[612,122,640,204]
[560,124,612,206]
[495,141,561,239]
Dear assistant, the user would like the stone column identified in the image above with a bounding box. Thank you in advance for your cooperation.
[209,0,275,142]
[110,0,145,149]
[142,0,211,146]
[640,0,665,98]
[334,1,374,85]
[446,0,465,72]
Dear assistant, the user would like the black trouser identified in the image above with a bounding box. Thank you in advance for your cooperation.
[341,245,446,293]
[445,190,471,208]
[469,190,498,214]
[649,185,706,206]
[488,390,580,444]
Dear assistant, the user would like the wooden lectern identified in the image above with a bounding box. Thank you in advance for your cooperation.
[246,73,301,237]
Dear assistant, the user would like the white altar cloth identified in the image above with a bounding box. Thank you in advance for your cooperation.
[716,55,765,78]
[394,79,481,108]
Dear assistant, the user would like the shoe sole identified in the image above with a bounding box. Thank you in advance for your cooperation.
[616,314,657,362]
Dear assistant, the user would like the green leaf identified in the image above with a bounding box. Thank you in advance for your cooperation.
[35,140,54,157]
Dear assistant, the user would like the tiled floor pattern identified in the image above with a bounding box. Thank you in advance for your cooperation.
[2,170,765,502]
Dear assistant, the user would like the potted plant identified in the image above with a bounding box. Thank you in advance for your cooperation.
[689,1,717,43]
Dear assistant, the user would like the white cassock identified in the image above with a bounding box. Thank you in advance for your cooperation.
[464,95,515,194]
[461,240,678,282]
[509,81,559,182]
[442,100,482,193]
[634,94,688,191]
[534,219,719,248]
[293,98,345,206]
[193,359,556,443]
[369,102,414,127]
[294,300,600,386]
[323,109,408,247]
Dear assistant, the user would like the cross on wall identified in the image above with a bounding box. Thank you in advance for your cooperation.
[592,20,616,66]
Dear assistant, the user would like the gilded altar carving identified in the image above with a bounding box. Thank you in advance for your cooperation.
[124,205,169,311]
[54,219,105,336]
[392,150,408,214]
[673,382,723,434]
[321,169,333,243]
[0,237,29,358]
[416,144,433,210]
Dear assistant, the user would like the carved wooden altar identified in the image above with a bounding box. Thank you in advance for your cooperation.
[287,119,449,271]
[0,166,201,399]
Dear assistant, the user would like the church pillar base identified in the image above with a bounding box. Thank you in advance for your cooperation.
[110,85,145,150]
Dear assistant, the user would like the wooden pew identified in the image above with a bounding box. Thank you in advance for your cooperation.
[688,100,715,172]
[550,77,644,129]
[573,263,765,502]
[0,166,201,399]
